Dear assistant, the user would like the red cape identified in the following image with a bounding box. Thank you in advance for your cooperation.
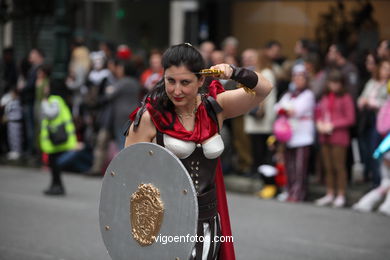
[215,160,236,260]
[130,80,236,259]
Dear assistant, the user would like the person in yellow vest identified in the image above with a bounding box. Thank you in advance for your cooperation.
[39,91,77,195]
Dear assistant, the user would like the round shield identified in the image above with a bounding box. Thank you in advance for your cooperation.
[99,142,198,260]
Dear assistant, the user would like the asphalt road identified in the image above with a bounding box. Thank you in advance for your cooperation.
[1,166,389,260]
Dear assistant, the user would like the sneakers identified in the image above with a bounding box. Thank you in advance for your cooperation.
[378,202,390,216]
[316,194,346,208]
[352,189,382,212]
[378,192,390,216]
[315,194,334,206]
[276,191,288,202]
[7,151,20,160]
[43,185,65,196]
[257,185,277,199]
[332,196,346,208]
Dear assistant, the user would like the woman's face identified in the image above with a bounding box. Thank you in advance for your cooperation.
[365,54,376,74]
[292,73,307,90]
[37,69,44,79]
[150,54,162,72]
[115,64,124,78]
[294,41,303,56]
[378,41,389,59]
[304,61,314,74]
[379,61,390,81]
[164,65,204,109]
[107,60,116,73]
[328,81,342,93]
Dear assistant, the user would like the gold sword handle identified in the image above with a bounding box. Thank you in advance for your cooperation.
[199,69,223,77]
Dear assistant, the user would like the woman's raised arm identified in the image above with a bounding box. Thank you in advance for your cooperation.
[211,63,273,119]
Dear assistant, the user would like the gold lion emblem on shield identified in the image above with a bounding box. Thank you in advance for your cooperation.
[130,183,164,246]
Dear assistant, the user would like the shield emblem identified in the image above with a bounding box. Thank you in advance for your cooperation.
[99,142,198,260]
[130,183,164,246]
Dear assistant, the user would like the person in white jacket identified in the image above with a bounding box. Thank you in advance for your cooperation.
[274,64,315,202]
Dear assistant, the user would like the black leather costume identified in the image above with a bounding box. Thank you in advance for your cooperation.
[132,95,223,260]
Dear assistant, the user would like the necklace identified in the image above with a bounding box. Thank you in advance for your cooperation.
[176,108,196,129]
[176,97,198,120]
[176,108,197,120]
[177,113,194,120]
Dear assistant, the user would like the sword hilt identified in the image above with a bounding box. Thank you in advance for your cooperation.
[199,69,223,77]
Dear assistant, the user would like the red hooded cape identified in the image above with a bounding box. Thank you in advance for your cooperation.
[130,80,235,259]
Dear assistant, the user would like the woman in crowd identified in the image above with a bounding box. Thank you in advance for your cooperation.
[354,79,390,215]
[243,48,277,179]
[358,59,390,187]
[139,49,163,96]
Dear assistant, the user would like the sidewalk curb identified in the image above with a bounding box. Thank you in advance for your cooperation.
[223,174,372,207]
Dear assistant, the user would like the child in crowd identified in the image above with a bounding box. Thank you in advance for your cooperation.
[1,89,23,160]
[315,70,356,208]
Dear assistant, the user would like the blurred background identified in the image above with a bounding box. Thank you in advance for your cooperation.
[1,0,390,74]
[1,0,390,199]
[1,0,390,259]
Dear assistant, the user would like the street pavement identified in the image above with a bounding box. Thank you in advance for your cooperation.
[1,165,390,260]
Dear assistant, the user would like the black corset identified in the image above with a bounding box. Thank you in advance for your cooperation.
[179,146,218,195]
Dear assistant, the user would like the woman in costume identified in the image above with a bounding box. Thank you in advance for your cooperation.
[125,43,273,260]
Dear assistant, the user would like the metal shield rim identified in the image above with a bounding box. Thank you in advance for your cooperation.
[99,142,198,260]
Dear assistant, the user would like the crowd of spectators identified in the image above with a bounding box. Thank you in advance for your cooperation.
[0,37,389,212]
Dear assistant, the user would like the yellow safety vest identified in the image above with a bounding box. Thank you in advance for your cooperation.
[40,95,77,154]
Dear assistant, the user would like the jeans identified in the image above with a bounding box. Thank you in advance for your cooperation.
[359,125,382,187]
[23,103,35,154]
[57,148,93,173]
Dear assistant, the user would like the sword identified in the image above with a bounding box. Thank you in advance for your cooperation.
[166,69,223,77]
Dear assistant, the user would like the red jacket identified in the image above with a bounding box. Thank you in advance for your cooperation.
[316,93,356,147]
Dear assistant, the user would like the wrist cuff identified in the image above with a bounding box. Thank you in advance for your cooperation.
[230,65,258,89]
